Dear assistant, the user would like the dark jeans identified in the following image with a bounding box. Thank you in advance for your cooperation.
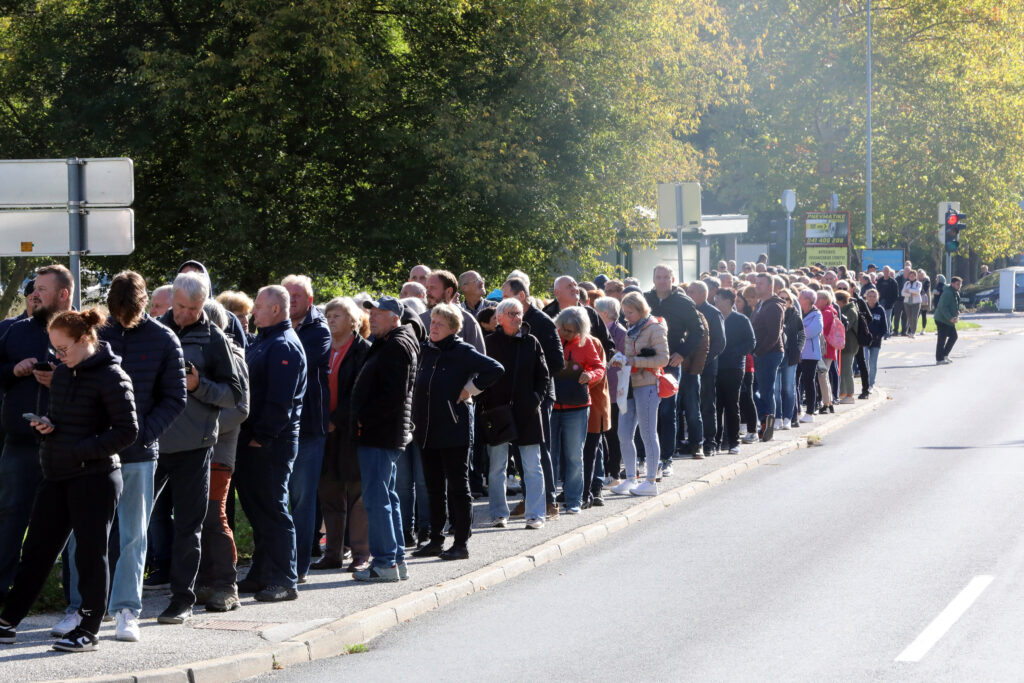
[318,477,369,563]
[657,365,681,460]
[739,370,757,432]
[891,299,905,335]
[715,368,743,449]
[0,439,42,596]
[235,436,299,589]
[582,432,603,504]
[936,321,958,361]
[154,447,211,607]
[700,359,719,452]
[604,404,622,481]
[799,359,819,414]
[539,396,556,505]
[855,346,869,394]
[422,445,473,547]
[197,464,236,591]
[1,470,121,635]
[146,481,174,576]
[753,352,784,417]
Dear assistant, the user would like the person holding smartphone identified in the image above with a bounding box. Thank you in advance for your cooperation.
[0,308,138,652]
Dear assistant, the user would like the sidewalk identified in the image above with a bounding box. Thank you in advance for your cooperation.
[4,390,887,683]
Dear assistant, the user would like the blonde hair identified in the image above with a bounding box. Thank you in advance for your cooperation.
[280,274,314,299]
[217,290,254,317]
[620,291,651,317]
[430,302,463,334]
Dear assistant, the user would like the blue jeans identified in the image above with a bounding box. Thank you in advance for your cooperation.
[488,443,544,520]
[68,460,156,617]
[882,307,893,336]
[618,384,661,481]
[235,436,298,589]
[672,371,703,457]
[289,434,326,579]
[396,442,430,535]
[754,352,784,417]
[865,346,880,388]
[550,408,589,511]
[657,365,691,460]
[0,440,42,596]
[774,362,797,421]
[357,446,405,570]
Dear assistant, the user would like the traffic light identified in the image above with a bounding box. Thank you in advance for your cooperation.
[944,208,966,252]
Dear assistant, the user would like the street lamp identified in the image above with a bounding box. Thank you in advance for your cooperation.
[782,189,796,269]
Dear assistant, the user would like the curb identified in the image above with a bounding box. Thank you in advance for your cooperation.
[59,390,887,683]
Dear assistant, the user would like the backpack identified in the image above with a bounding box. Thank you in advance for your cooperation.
[826,313,846,350]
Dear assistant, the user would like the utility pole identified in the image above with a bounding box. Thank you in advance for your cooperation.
[865,0,873,249]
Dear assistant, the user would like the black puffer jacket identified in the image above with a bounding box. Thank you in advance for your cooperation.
[40,342,138,481]
[0,315,56,445]
[478,323,550,446]
[782,305,806,367]
[351,322,420,449]
[413,334,504,449]
[98,315,187,464]
[323,335,371,482]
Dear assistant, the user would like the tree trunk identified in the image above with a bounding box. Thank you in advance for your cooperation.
[0,258,38,319]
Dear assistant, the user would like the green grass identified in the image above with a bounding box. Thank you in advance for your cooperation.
[27,491,256,616]
[955,321,981,331]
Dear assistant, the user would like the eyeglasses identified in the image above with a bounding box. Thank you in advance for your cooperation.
[53,345,71,358]
[505,311,522,318]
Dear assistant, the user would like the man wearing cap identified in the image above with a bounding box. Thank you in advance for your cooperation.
[350,296,420,582]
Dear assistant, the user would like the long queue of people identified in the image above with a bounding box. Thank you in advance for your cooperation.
[0,256,963,653]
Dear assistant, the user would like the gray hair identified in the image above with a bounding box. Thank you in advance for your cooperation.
[400,296,427,315]
[324,297,364,334]
[203,300,229,330]
[594,296,620,319]
[430,302,463,334]
[257,284,290,317]
[152,284,173,299]
[400,281,427,300]
[798,289,816,304]
[554,306,590,338]
[495,298,523,317]
[688,281,708,297]
[507,269,531,291]
[173,272,209,303]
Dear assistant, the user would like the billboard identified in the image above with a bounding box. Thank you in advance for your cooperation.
[860,249,905,273]
[806,246,849,268]
[804,211,849,247]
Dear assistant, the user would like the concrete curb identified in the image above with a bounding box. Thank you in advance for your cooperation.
[61,390,887,683]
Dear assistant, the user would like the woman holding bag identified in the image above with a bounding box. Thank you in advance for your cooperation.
[609,292,668,497]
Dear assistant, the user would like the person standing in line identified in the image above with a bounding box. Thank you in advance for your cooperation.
[775,288,805,429]
[713,288,755,453]
[234,286,307,602]
[0,309,137,652]
[835,291,860,404]
[594,296,626,486]
[917,269,931,332]
[814,290,838,414]
[797,290,824,423]
[749,274,785,441]
[688,281,725,457]
[863,289,887,390]
[901,270,923,338]
[933,276,962,364]
[458,271,497,318]
[875,267,899,337]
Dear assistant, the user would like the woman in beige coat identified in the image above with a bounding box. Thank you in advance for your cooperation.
[609,292,669,497]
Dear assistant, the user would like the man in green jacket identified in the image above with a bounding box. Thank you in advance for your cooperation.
[933,276,962,364]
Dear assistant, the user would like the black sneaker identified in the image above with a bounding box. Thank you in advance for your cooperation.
[591,495,605,507]
[157,603,192,625]
[0,621,15,644]
[412,541,444,558]
[439,545,469,561]
[237,576,263,594]
[143,570,170,591]
[255,585,299,602]
[52,626,98,652]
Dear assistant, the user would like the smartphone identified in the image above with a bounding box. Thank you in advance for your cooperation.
[185,361,196,373]
[22,412,48,423]
[33,362,52,372]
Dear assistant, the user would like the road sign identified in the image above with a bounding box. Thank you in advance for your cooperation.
[0,158,134,208]
[781,189,796,213]
[0,209,134,256]
[937,201,960,224]
[657,182,702,231]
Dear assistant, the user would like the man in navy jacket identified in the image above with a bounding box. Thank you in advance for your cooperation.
[236,285,307,602]
[281,275,330,582]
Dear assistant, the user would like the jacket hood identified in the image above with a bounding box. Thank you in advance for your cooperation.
[401,309,427,342]
[177,260,213,298]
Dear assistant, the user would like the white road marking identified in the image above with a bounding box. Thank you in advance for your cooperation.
[895,575,994,663]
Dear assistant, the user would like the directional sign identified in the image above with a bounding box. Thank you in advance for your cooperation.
[0,209,134,255]
[0,158,134,207]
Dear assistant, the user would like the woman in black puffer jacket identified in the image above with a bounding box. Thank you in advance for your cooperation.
[0,309,137,653]
[776,289,806,430]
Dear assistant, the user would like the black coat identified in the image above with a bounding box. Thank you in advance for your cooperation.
[782,306,806,366]
[644,287,707,358]
[98,315,187,464]
[351,322,420,449]
[523,305,563,400]
[478,323,550,446]
[323,335,370,482]
[40,342,138,481]
[0,315,56,445]
[413,334,504,449]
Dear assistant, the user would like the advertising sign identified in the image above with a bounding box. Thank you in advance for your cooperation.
[806,246,849,268]
[804,211,849,247]
[860,249,905,273]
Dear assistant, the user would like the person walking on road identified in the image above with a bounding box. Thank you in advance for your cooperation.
[934,276,962,365]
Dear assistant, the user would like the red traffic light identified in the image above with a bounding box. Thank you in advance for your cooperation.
[946,212,959,225]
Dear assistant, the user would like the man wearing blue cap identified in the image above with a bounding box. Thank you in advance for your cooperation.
[350,296,420,582]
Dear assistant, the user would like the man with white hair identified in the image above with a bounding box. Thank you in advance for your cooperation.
[281,274,331,583]
[149,284,173,318]
[408,265,431,286]
[154,272,243,624]
[459,271,496,318]
[235,285,307,602]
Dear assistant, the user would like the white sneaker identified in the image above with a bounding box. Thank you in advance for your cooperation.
[491,517,508,528]
[525,517,545,530]
[630,480,659,497]
[115,608,140,642]
[728,445,740,454]
[742,433,758,444]
[51,611,82,638]
[777,418,790,430]
[505,475,521,493]
[800,414,815,423]
[661,462,674,477]
[610,478,637,495]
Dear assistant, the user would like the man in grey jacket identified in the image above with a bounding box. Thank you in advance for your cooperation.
[155,273,243,624]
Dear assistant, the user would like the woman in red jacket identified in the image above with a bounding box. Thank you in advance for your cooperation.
[814,290,837,414]
[552,307,605,514]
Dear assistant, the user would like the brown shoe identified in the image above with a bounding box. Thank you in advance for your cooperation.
[546,502,560,519]
[510,501,526,518]
[346,557,371,573]
[309,557,343,571]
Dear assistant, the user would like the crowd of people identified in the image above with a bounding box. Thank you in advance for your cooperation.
[0,255,965,652]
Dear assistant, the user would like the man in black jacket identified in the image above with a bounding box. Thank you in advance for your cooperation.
[351,296,419,583]
[236,285,307,602]
[645,265,707,464]
[155,273,242,623]
[0,264,72,606]
[688,281,726,457]
[502,278,563,516]
[875,267,900,338]
[541,276,615,358]
[57,272,187,642]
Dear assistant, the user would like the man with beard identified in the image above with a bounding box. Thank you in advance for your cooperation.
[0,264,73,605]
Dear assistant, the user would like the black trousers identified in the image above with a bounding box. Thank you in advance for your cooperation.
[855,346,869,394]
[799,359,819,414]
[422,446,473,547]
[582,433,602,504]
[154,447,211,608]
[604,404,622,481]
[715,368,743,449]
[739,370,757,433]
[892,299,905,334]
[700,359,719,452]
[936,322,958,361]
[2,470,121,635]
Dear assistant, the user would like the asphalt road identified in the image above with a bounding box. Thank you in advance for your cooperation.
[256,316,1024,682]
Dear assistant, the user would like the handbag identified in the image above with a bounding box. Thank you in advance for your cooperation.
[482,345,519,446]
[655,367,679,399]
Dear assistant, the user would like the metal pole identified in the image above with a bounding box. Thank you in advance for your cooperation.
[865,0,873,249]
[675,185,684,281]
[67,158,84,310]
[946,252,952,282]
[786,212,792,269]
